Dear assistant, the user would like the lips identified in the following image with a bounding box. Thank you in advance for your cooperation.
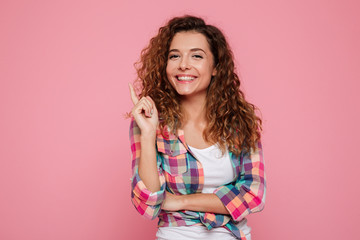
[176,74,197,82]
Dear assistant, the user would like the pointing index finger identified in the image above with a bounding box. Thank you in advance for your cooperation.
[128,83,139,105]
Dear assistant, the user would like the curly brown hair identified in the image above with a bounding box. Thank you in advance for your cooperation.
[134,15,262,155]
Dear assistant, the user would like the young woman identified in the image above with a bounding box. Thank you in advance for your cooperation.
[129,15,266,240]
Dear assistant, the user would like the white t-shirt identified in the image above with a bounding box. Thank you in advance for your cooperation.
[156,144,251,240]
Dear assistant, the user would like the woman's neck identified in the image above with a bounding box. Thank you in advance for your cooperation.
[180,93,207,125]
[179,93,213,148]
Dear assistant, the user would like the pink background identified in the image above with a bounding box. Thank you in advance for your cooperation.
[1,0,359,239]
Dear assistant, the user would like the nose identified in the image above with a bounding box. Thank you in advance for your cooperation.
[179,56,190,70]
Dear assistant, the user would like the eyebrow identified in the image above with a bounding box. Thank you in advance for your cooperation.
[169,48,207,54]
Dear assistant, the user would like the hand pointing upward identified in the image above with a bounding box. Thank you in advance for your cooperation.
[129,83,159,135]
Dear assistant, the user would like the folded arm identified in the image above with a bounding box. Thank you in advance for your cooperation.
[162,142,266,222]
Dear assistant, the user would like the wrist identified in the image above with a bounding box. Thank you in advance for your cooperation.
[140,131,156,141]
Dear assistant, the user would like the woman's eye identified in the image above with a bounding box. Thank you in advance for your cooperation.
[169,55,179,59]
[193,54,203,59]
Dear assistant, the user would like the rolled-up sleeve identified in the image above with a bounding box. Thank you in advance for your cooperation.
[129,118,166,220]
[214,141,266,222]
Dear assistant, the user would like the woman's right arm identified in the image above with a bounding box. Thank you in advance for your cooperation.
[137,124,160,192]
[129,84,166,220]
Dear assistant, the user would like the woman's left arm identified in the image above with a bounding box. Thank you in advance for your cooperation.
[162,191,230,214]
[162,141,266,221]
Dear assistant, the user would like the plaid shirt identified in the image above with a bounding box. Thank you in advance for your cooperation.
[130,118,266,240]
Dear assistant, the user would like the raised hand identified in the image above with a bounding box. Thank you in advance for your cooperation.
[129,83,159,136]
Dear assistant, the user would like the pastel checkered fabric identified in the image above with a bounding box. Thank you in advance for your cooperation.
[130,118,266,239]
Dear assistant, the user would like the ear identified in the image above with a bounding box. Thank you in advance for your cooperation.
[212,67,217,76]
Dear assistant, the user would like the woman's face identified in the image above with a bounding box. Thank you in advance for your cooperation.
[166,31,217,99]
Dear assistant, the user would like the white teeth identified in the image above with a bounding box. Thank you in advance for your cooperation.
[177,76,195,81]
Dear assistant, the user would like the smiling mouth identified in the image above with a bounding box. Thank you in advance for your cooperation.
[176,76,196,81]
